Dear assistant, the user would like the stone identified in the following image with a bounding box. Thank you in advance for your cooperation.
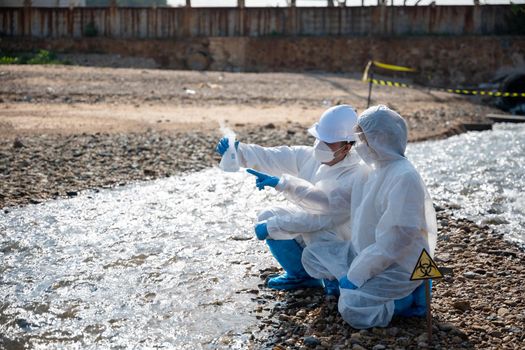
[438,322,457,332]
[463,271,481,279]
[452,300,471,312]
[452,336,463,343]
[372,345,386,350]
[417,333,428,342]
[497,307,509,317]
[386,327,399,337]
[303,336,321,347]
[352,345,367,350]
[278,314,292,322]
[489,330,503,337]
[296,309,306,318]
[396,337,410,346]
[13,138,26,148]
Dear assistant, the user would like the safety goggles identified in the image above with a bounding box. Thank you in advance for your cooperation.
[355,132,367,143]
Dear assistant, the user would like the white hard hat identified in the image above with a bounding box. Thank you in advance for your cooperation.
[308,104,358,143]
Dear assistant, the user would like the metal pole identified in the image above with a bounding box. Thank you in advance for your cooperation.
[426,279,432,345]
[367,72,373,108]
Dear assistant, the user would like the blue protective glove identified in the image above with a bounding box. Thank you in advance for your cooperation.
[215,137,239,156]
[339,275,358,290]
[254,222,269,240]
[246,169,280,190]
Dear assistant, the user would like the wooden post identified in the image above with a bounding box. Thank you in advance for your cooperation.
[186,0,191,7]
[367,71,373,108]
[426,280,432,344]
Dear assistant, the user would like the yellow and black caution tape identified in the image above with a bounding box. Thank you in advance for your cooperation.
[372,60,417,73]
[363,60,525,98]
[368,78,525,98]
[362,60,417,81]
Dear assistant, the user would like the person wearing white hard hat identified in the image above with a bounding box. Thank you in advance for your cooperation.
[301,105,438,328]
[215,105,369,294]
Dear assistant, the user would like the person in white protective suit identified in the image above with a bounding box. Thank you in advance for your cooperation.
[301,105,438,329]
[215,105,368,295]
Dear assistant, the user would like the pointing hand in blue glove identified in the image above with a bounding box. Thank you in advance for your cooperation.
[246,169,279,190]
[254,222,269,240]
[215,137,239,156]
[339,275,358,290]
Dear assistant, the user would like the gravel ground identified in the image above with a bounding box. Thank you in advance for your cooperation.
[248,207,525,350]
[0,123,308,208]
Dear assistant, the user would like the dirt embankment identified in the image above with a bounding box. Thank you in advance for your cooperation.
[1,65,496,138]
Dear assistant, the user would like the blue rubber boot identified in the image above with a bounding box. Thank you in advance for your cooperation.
[265,239,323,291]
[407,280,432,317]
[323,279,340,297]
[395,281,432,317]
[394,293,414,316]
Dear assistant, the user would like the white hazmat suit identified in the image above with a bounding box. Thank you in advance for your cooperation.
[302,105,438,329]
[237,143,366,244]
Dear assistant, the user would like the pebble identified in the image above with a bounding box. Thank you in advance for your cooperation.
[386,327,399,336]
[463,271,482,279]
[497,308,509,317]
[303,336,321,347]
[438,322,456,332]
[452,300,471,312]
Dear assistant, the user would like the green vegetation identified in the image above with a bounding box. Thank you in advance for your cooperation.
[0,50,69,65]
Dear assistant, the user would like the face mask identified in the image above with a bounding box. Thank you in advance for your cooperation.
[355,142,378,165]
[313,140,345,163]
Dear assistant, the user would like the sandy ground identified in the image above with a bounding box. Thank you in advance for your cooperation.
[0,65,498,139]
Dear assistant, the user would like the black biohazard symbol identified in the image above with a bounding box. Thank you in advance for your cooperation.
[410,248,444,281]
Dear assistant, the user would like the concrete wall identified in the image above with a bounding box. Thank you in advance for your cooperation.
[0,5,515,38]
[2,36,524,85]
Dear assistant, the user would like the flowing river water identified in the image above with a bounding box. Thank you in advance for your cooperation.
[1,123,524,348]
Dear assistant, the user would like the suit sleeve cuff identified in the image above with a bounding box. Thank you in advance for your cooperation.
[274,175,287,191]
[346,273,365,288]
[266,217,280,235]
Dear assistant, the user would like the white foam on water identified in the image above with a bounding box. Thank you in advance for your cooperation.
[0,169,284,349]
[408,122,525,244]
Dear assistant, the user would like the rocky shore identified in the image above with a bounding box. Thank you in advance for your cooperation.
[0,123,310,209]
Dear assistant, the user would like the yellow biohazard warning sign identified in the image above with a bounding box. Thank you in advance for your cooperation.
[410,248,444,280]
